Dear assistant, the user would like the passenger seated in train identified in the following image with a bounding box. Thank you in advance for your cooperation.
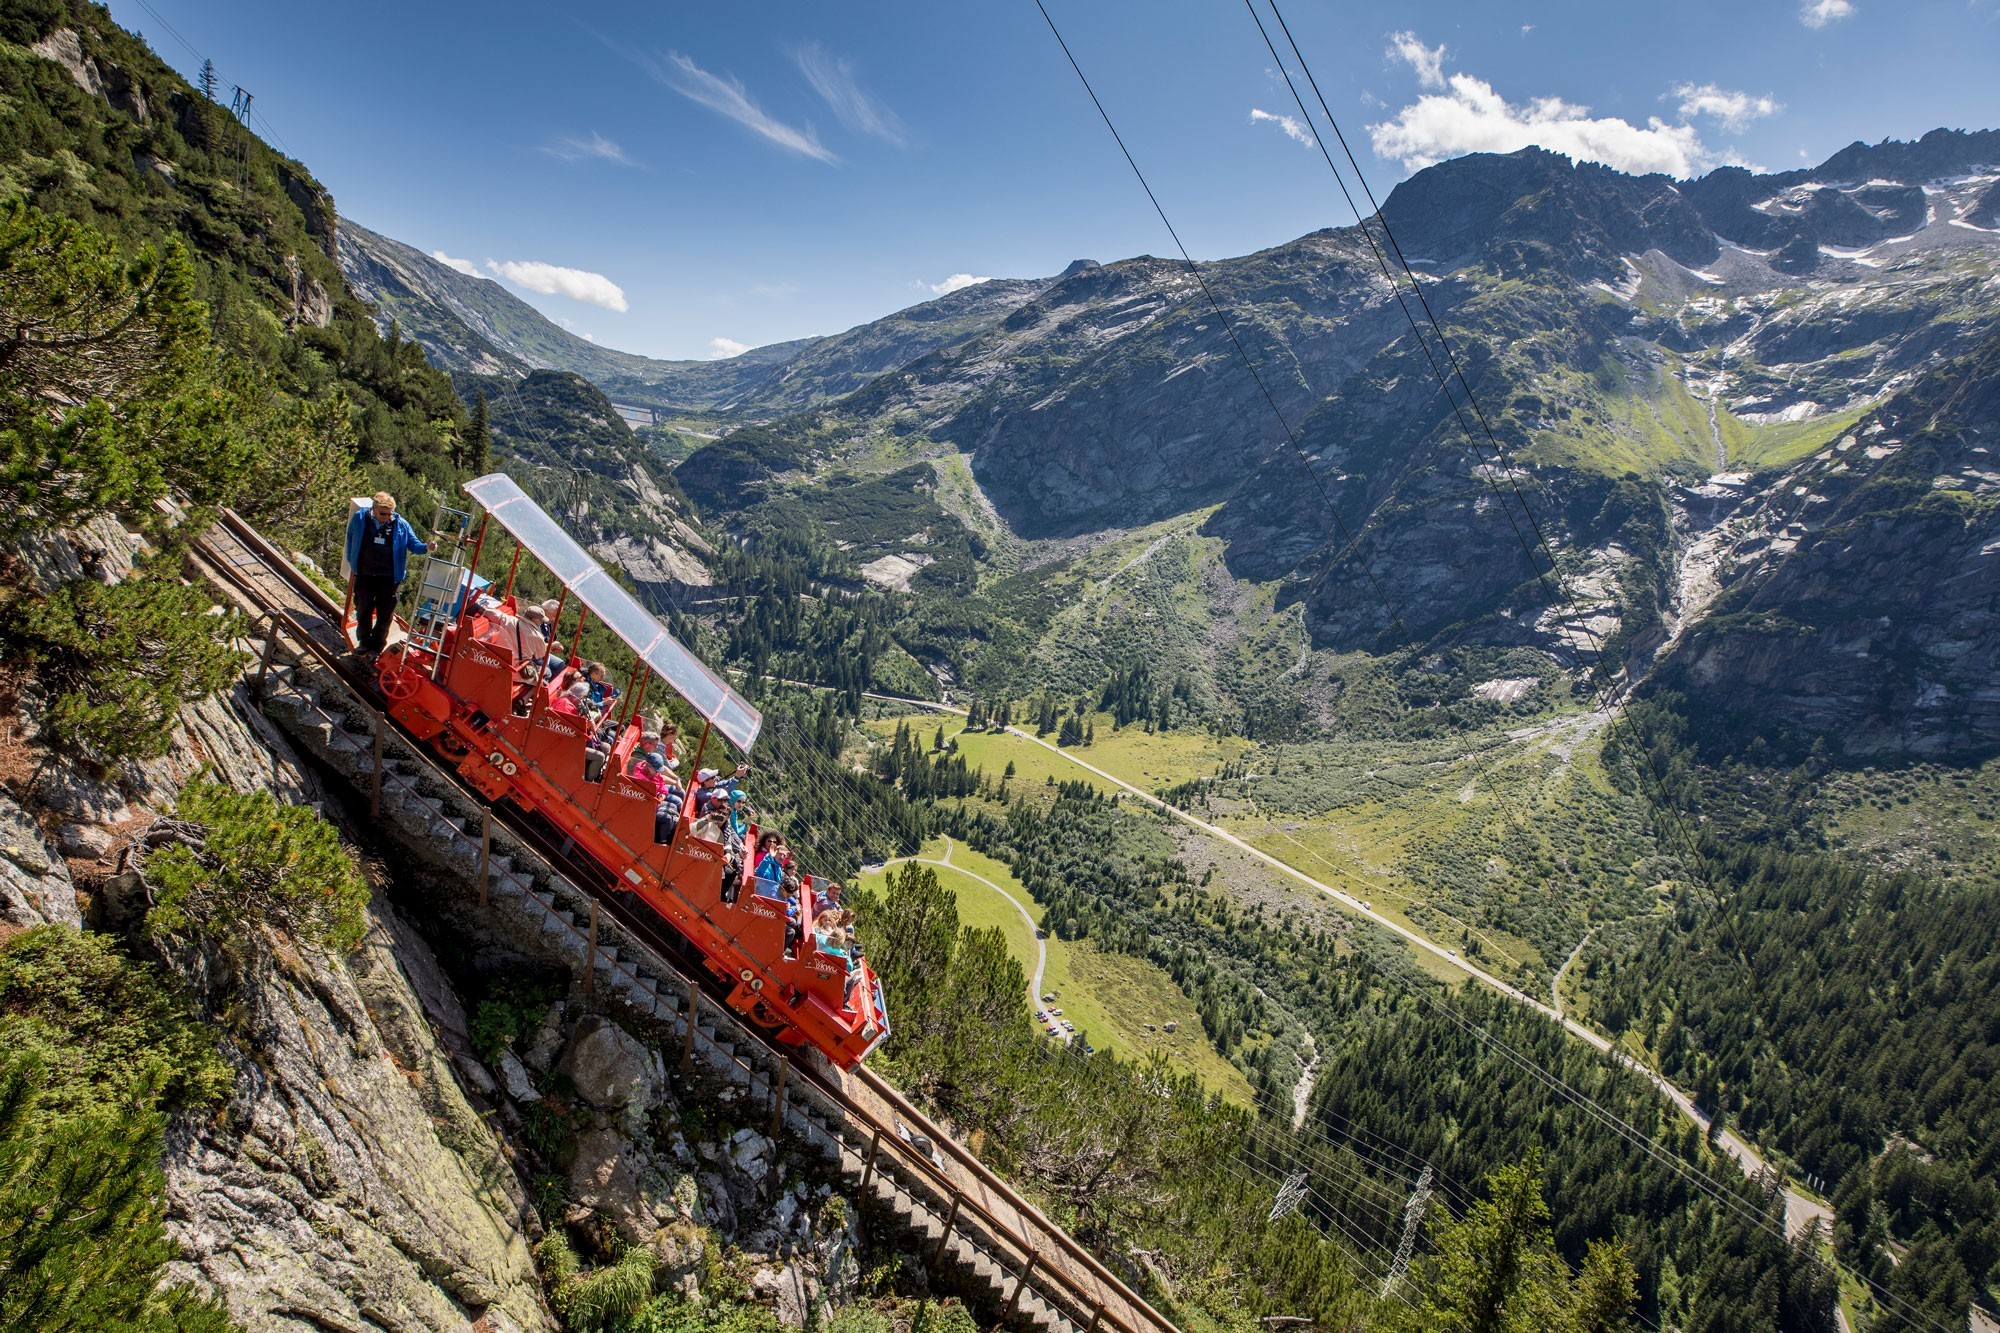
[584,720,616,783]
[628,733,671,795]
[753,837,786,898]
[585,661,619,712]
[551,680,590,717]
[690,805,727,843]
[473,595,547,674]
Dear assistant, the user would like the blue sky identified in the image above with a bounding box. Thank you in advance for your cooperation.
[113,0,2000,362]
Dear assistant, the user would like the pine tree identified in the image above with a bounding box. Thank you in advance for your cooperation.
[0,1055,232,1332]
[466,389,492,473]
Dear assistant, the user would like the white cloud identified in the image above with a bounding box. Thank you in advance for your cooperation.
[751,282,801,298]
[1371,71,1729,177]
[429,250,483,278]
[795,42,906,146]
[708,337,750,359]
[1672,83,1782,132]
[543,131,639,167]
[928,273,990,296]
[486,259,629,312]
[1801,0,1855,26]
[1388,31,1447,90]
[1250,108,1316,148]
[643,51,836,163]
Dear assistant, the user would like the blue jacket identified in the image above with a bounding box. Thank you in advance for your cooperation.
[346,509,428,584]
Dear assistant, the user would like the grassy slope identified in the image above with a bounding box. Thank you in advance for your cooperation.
[861,835,1256,1104]
[867,695,1665,998]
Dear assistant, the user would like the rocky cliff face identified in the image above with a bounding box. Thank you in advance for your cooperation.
[1658,330,2000,760]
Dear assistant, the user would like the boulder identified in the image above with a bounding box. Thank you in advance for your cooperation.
[556,1015,654,1111]
[567,1128,651,1244]
[497,1050,540,1103]
[748,1263,811,1328]
[0,792,80,929]
[727,1126,775,1183]
[57,822,114,860]
[522,1001,567,1074]
[649,1220,707,1299]
[31,757,130,824]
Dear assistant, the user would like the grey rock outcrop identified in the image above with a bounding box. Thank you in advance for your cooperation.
[162,908,552,1333]
[557,1013,657,1111]
[0,792,79,929]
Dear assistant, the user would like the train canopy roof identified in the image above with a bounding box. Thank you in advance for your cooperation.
[463,473,762,752]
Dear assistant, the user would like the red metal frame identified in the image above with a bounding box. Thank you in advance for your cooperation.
[373,512,887,1068]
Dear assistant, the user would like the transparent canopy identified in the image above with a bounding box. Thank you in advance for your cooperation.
[463,473,762,753]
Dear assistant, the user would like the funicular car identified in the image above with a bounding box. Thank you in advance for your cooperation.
[364,473,888,1067]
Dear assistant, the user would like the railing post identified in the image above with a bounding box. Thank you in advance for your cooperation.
[1006,1254,1037,1318]
[934,1194,962,1266]
[768,1056,789,1139]
[254,617,278,697]
[477,810,492,907]
[584,898,599,996]
[1086,1305,1102,1333]
[370,724,384,818]
[680,977,700,1072]
[862,1128,882,1188]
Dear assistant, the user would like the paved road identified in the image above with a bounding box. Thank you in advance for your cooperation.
[855,689,1833,1239]
[883,836,1049,1018]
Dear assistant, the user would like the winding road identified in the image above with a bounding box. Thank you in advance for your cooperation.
[854,688,1832,1239]
[882,836,1050,1021]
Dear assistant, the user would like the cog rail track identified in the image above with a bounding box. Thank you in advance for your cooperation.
[188,510,1178,1333]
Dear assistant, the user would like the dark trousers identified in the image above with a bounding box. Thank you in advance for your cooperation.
[353,575,400,653]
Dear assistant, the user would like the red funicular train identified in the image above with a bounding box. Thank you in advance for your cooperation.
[364,474,887,1067]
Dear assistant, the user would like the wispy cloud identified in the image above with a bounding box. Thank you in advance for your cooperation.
[1672,83,1782,132]
[1250,108,1316,148]
[708,337,750,359]
[642,50,836,162]
[751,282,801,299]
[929,274,990,296]
[795,42,906,147]
[1800,0,1855,27]
[430,250,483,278]
[486,259,629,312]
[1388,31,1447,90]
[542,131,640,167]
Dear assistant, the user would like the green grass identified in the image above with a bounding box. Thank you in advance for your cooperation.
[860,835,1255,1104]
[1727,401,1872,470]
[865,714,1247,802]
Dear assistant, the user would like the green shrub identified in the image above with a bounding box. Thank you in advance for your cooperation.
[0,927,231,1118]
[1,560,247,767]
[468,974,561,1063]
[0,928,235,1332]
[536,1234,658,1333]
[146,780,369,953]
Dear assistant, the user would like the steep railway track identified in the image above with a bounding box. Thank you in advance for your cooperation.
[187,510,1180,1333]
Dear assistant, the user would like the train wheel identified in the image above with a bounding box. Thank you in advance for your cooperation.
[747,997,791,1035]
[381,667,421,702]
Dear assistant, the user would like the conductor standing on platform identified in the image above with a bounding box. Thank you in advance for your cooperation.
[345,492,427,659]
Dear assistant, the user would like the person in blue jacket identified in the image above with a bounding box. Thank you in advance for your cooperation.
[345,492,428,658]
